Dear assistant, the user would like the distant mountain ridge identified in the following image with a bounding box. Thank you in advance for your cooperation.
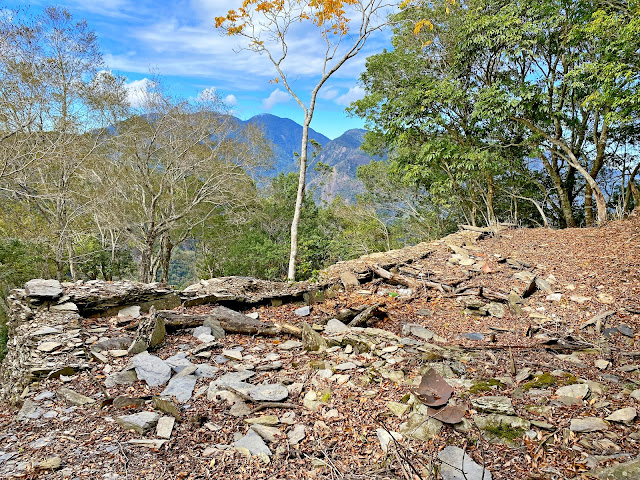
[242,114,385,201]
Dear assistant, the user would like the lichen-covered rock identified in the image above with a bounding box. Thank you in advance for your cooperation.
[128,315,166,354]
[302,323,327,352]
[399,413,443,441]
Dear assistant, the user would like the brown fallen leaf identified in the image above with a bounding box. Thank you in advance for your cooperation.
[416,368,453,407]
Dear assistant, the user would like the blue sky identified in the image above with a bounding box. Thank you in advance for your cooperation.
[9,0,394,139]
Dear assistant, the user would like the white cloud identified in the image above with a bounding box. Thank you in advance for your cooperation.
[125,78,158,108]
[318,88,339,100]
[335,86,365,106]
[197,86,217,102]
[224,94,237,106]
[262,89,291,110]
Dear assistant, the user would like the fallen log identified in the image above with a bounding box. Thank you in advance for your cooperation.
[371,264,452,293]
[348,303,386,327]
[158,307,301,338]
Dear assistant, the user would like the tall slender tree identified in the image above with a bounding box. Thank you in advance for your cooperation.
[216,0,390,280]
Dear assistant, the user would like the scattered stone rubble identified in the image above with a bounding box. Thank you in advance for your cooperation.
[1,220,640,479]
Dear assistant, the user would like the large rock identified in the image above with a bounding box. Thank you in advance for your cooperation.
[399,413,443,441]
[24,279,63,299]
[116,411,160,434]
[128,315,166,354]
[161,375,197,403]
[131,352,172,387]
[591,456,640,479]
[438,446,492,480]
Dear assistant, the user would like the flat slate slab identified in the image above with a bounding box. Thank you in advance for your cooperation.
[25,279,63,299]
[132,352,172,387]
[116,411,160,434]
[438,446,493,480]
[248,384,289,402]
[161,375,197,403]
[234,429,272,456]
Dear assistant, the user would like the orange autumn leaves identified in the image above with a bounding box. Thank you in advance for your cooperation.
[215,0,359,37]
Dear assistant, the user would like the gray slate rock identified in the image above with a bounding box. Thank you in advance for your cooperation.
[203,318,225,339]
[591,456,640,479]
[234,429,272,456]
[161,375,197,403]
[324,319,349,335]
[165,353,193,373]
[302,323,327,352]
[25,279,63,299]
[570,417,609,432]
[288,424,306,445]
[116,411,160,434]
[56,387,95,406]
[250,424,282,443]
[17,399,44,420]
[438,446,492,480]
[399,413,443,441]
[471,396,515,415]
[402,324,435,341]
[605,407,636,424]
[248,384,289,402]
[118,306,141,318]
[132,352,172,387]
[556,383,590,400]
[195,364,219,378]
[193,326,211,338]
[105,369,138,388]
[295,306,311,317]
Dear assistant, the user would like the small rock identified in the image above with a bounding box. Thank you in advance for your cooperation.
[37,342,62,353]
[248,384,289,402]
[251,424,282,443]
[56,387,95,406]
[279,340,303,350]
[438,446,492,480]
[596,293,614,304]
[630,389,640,401]
[324,319,349,335]
[486,303,506,318]
[402,324,435,341]
[117,411,160,434]
[246,312,259,320]
[288,424,306,445]
[556,383,590,400]
[234,430,271,456]
[105,369,138,388]
[156,416,175,439]
[340,271,360,289]
[295,306,311,317]
[334,362,357,371]
[193,326,211,338]
[152,396,182,420]
[605,407,636,424]
[376,428,402,453]
[222,349,243,361]
[245,415,279,425]
[471,396,515,415]
[595,359,611,371]
[50,302,78,312]
[118,306,141,318]
[570,417,609,432]
[388,402,409,417]
[462,333,484,341]
[399,413,442,441]
[547,293,562,302]
[570,295,592,304]
[617,324,635,338]
[591,457,640,479]
[530,420,554,430]
[36,456,62,470]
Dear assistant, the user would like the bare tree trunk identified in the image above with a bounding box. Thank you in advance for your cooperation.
[287,114,311,281]
[139,235,157,283]
[624,163,640,212]
[67,241,77,281]
[160,234,173,285]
